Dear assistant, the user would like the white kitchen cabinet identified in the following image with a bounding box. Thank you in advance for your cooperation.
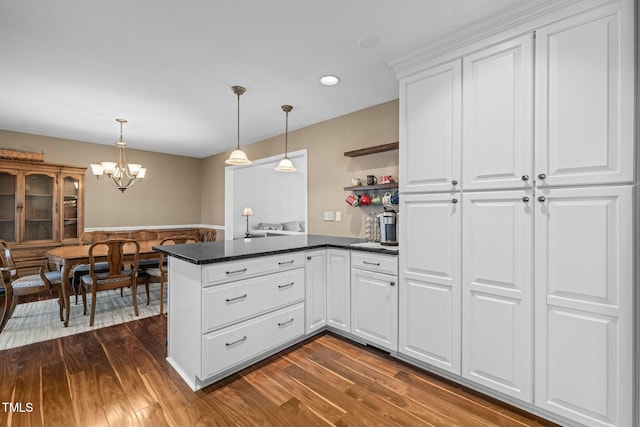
[399,59,461,193]
[534,186,633,427]
[534,3,634,187]
[351,266,398,352]
[462,190,533,402]
[462,35,533,191]
[398,193,461,374]
[326,249,350,333]
[304,250,326,335]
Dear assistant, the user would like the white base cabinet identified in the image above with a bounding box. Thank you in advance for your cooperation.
[304,250,327,335]
[351,252,398,352]
[326,249,350,333]
[167,252,306,391]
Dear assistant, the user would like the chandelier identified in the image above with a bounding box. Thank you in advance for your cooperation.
[225,85,252,165]
[90,118,146,193]
[275,105,296,172]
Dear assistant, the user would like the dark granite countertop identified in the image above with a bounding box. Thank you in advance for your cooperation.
[153,234,398,265]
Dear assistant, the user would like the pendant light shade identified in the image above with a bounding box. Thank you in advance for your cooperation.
[225,85,252,165]
[275,104,296,172]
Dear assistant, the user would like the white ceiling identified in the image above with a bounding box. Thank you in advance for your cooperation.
[0,0,530,159]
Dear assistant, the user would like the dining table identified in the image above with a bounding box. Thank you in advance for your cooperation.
[45,240,162,326]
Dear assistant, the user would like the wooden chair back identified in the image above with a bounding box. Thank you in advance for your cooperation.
[203,229,217,242]
[87,239,140,290]
[0,240,16,284]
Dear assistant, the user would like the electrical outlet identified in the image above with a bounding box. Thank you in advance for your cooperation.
[323,211,334,221]
[335,211,342,221]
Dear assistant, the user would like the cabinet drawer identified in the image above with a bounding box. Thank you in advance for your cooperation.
[351,251,398,276]
[204,252,304,286]
[202,268,305,333]
[201,302,305,380]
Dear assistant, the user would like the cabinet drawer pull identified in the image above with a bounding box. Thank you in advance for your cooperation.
[538,196,546,202]
[363,261,380,266]
[225,336,247,347]
[225,294,247,303]
[522,196,530,202]
[226,268,247,275]
[278,318,295,327]
[278,260,295,266]
[278,282,295,289]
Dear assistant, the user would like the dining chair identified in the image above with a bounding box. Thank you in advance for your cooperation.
[80,238,140,326]
[143,235,199,314]
[203,229,217,242]
[0,240,63,333]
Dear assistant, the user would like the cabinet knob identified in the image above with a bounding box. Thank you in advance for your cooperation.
[538,173,547,180]
[451,180,458,186]
[521,175,529,181]
[538,196,546,202]
[306,256,311,261]
[390,281,396,286]
[522,196,530,202]
[452,198,458,204]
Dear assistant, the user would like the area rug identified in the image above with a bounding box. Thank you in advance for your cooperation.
[0,287,165,351]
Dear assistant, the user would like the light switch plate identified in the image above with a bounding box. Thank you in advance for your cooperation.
[335,211,342,221]
[323,211,334,221]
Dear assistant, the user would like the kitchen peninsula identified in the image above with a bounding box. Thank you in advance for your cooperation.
[154,234,399,391]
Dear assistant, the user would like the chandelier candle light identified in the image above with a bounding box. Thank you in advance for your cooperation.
[225,85,252,165]
[90,118,146,193]
[275,105,296,172]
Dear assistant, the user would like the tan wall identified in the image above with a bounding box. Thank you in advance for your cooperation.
[201,99,399,238]
[0,130,202,228]
[1,99,397,236]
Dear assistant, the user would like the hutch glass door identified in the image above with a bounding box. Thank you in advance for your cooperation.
[62,176,80,240]
[23,173,55,242]
[0,171,17,243]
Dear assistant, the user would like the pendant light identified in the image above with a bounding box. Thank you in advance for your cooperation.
[225,85,252,165]
[275,104,296,172]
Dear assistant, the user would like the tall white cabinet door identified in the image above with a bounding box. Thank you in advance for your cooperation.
[399,193,461,374]
[534,186,633,427]
[304,250,326,335]
[351,268,398,352]
[535,3,634,187]
[462,34,533,191]
[462,190,533,402]
[326,249,351,333]
[399,60,462,193]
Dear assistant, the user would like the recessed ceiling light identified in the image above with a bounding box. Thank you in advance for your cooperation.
[320,75,340,86]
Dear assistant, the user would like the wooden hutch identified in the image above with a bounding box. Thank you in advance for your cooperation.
[0,155,85,273]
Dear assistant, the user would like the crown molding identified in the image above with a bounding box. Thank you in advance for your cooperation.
[387,0,617,78]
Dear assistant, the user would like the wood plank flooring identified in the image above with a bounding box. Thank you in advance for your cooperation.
[0,314,557,427]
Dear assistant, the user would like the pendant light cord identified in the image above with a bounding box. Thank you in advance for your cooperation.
[236,91,241,150]
[284,110,289,155]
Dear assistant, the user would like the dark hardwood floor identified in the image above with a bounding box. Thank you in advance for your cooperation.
[0,303,557,427]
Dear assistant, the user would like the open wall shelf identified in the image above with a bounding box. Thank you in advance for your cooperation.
[344,142,399,157]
